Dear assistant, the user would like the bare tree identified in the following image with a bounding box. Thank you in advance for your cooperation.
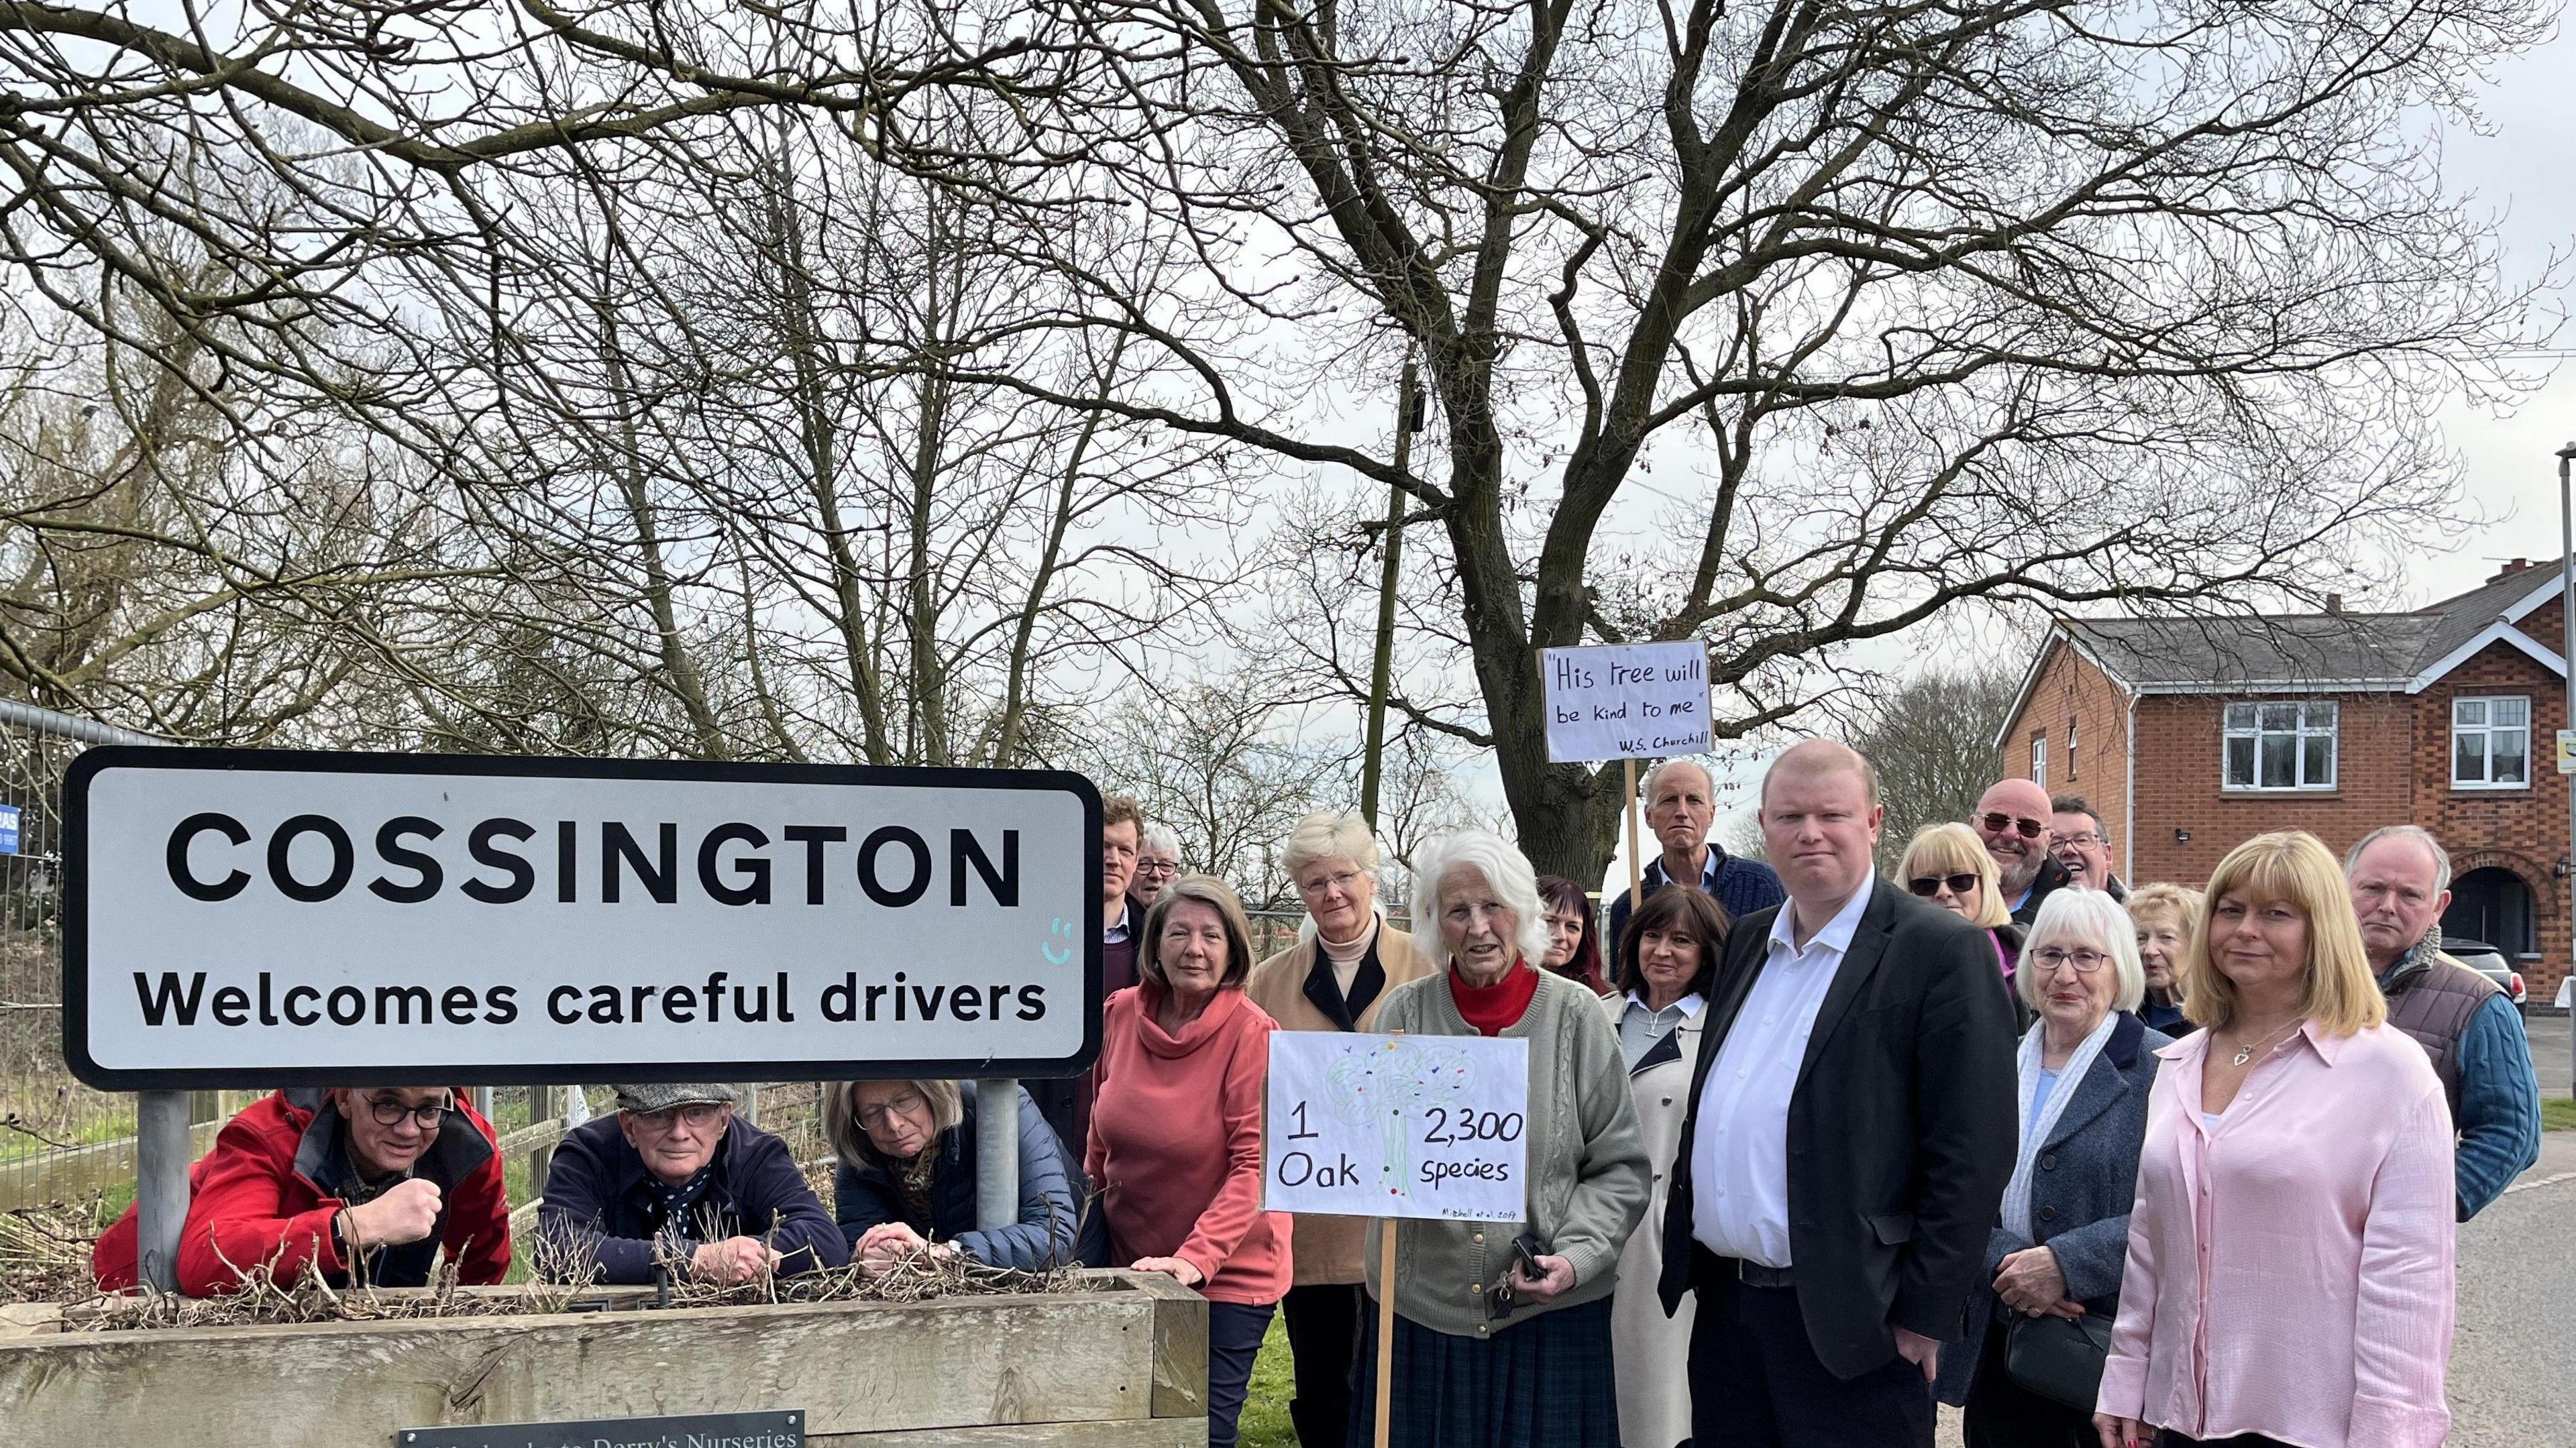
[943,0,2551,881]
[1854,661,2028,873]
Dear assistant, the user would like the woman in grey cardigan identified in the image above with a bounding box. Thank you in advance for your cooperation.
[1935,889,2169,1447]
[1349,830,1649,1448]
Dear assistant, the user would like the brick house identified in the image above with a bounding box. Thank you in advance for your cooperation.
[1995,561,2572,1004]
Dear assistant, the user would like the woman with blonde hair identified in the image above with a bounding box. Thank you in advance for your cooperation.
[2123,883,2202,1037]
[1088,873,1289,1448]
[1900,823,2025,1014]
[1247,811,1434,1448]
[2095,831,2453,1448]
[828,1078,1079,1270]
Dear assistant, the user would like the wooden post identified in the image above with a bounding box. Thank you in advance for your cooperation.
[1372,1028,1406,1448]
[1623,757,1645,917]
[1373,1217,1399,1448]
[528,1086,561,1197]
[1358,351,1421,832]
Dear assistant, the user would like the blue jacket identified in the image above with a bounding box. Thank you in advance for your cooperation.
[1936,1012,2169,1406]
[2451,991,2542,1219]
[539,1115,849,1284]
[1606,846,1786,954]
[835,1084,1080,1270]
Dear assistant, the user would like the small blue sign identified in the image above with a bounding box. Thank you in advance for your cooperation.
[0,803,19,855]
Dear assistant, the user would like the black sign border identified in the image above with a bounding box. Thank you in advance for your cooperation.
[63,746,1104,1092]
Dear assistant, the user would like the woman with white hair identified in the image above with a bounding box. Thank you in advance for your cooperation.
[1346,830,1649,1448]
[1932,888,2169,1447]
[1247,812,1434,1448]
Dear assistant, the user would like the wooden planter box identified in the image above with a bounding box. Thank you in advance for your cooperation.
[0,1271,1207,1447]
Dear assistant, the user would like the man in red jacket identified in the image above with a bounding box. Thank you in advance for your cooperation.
[93,1086,511,1296]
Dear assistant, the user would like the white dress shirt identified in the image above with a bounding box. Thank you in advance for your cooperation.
[1689,871,1875,1268]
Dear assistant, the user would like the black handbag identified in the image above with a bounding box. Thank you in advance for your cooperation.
[2003,1310,2113,1413]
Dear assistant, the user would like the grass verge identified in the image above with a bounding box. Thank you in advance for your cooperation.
[2543,1097,2576,1134]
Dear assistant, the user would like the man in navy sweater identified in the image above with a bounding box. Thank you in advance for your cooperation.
[538,1082,846,1284]
[1607,759,1786,950]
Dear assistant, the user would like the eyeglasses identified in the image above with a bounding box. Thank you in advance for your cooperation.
[2055,832,2103,850]
[362,1095,450,1129]
[1908,873,1980,898]
[856,1091,929,1131]
[1134,859,1181,878]
[1297,869,1368,898]
[2032,947,2110,974]
[1979,812,2046,840]
[631,1103,729,1131]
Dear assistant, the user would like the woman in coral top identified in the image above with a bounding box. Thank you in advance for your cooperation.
[1087,872,1289,1448]
[2094,830,2454,1448]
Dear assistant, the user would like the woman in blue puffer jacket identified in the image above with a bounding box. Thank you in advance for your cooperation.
[828,1078,1081,1270]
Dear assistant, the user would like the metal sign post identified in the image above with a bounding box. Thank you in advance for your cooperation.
[974,1077,1021,1232]
[133,1089,191,1293]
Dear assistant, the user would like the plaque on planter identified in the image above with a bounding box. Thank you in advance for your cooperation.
[396,1408,803,1448]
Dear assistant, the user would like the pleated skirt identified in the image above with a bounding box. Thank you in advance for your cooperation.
[1346,1294,1621,1448]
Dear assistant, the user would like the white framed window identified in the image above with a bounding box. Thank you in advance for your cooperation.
[2066,718,2079,780]
[2030,731,2047,789]
[2451,696,2530,789]
[2222,701,2337,791]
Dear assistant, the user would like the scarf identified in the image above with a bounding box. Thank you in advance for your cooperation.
[2001,1011,2118,1243]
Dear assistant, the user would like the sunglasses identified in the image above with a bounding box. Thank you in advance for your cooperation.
[1979,812,2046,840]
[1908,873,1980,898]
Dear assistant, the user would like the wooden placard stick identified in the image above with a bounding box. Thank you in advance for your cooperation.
[1624,757,1645,915]
[1374,1028,1403,1448]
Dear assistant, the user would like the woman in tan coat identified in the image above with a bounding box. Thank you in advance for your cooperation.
[1246,811,1434,1448]
[1599,883,1729,1448]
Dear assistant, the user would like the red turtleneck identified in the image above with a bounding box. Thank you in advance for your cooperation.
[1449,960,1539,1036]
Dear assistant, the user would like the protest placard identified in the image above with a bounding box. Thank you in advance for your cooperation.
[1539,641,1711,765]
[1264,1031,1529,1222]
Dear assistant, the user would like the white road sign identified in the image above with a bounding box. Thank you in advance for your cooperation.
[64,748,1102,1089]
[1264,1032,1529,1222]
[1540,641,1713,763]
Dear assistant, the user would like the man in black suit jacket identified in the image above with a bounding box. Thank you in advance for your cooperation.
[1658,740,2017,1447]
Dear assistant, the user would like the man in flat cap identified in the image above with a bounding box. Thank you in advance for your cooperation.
[537,1082,847,1284]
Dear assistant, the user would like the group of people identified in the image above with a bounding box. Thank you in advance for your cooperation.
[88,749,2541,1448]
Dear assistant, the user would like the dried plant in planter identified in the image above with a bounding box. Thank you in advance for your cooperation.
[1,1203,99,1306]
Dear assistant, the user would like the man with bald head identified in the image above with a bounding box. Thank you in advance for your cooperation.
[1660,740,2017,1447]
[1608,757,1787,952]
[1970,778,2068,927]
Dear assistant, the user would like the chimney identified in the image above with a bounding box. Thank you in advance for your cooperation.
[2488,558,2534,584]
[2324,593,2343,616]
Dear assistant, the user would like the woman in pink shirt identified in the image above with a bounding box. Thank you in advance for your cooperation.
[1086,873,1289,1448]
[2094,830,2453,1448]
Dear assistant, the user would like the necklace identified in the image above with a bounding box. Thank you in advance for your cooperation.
[2226,1017,2302,1067]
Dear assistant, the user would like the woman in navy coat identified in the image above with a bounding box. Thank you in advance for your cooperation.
[1934,889,2169,1447]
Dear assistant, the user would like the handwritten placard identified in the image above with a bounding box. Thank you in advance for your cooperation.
[1264,1032,1529,1221]
[1540,641,1711,763]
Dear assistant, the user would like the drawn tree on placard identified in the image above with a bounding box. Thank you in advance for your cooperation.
[1325,1041,1474,1199]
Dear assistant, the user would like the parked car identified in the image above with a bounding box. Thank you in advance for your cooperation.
[2443,937,2527,1010]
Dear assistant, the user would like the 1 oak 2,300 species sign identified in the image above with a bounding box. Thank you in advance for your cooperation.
[64,749,1102,1090]
[1263,1032,1529,1222]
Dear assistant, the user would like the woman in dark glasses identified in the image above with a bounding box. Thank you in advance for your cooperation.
[1899,823,2031,1028]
